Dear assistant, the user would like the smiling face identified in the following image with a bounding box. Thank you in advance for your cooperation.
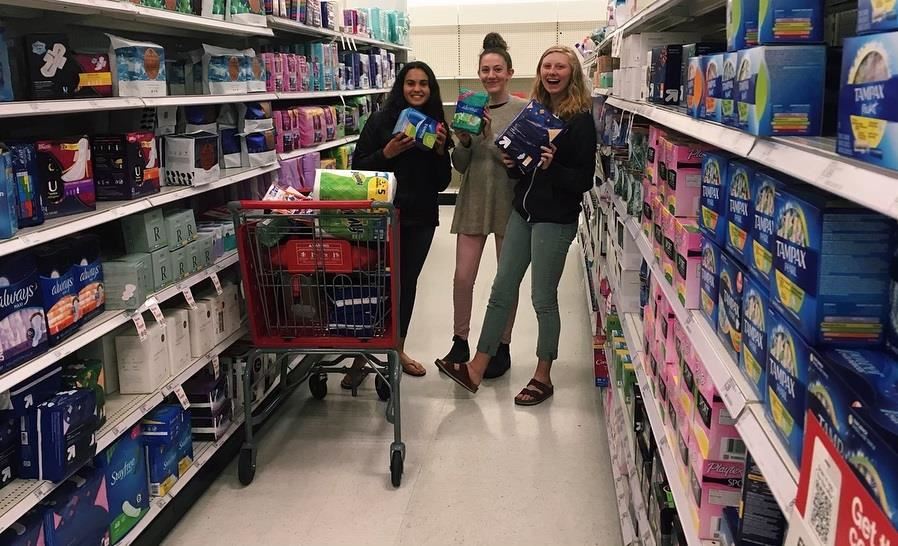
[479,52,513,96]
[539,52,572,98]
[403,68,431,108]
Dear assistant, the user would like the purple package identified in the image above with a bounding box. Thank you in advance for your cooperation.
[273,53,285,92]
[0,254,48,373]
[299,153,320,192]
[261,53,275,92]
[274,111,290,154]
[323,106,336,141]
[298,107,325,148]
[285,54,298,92]
[278,158,302,191]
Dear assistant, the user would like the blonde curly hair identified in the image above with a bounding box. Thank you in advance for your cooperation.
[530,45,591,120]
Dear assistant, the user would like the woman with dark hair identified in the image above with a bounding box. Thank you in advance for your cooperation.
[437,32,526,379]
[342,61,452,387]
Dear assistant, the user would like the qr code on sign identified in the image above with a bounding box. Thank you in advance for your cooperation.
[809,466,835,546]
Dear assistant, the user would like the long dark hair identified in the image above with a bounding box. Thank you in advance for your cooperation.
[384,61,446,123]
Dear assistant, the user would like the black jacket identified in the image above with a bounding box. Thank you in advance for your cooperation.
[352,109,453,227]
[507,111,597,224]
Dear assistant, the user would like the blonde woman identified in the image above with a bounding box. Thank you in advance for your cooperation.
[438,32,527,379]
[437,45,597,406]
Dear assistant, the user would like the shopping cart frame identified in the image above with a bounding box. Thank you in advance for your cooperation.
[229,200,405,487]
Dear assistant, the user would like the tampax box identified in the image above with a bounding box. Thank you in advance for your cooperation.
[716,250,745,364]
[674,217,703,309]
[702,54,726,123]
[741,275,770,400]
[721,52,740,127]
[94,423,149,544]
[36,136,96,219]
[122,208,167,253]
[393,107,438,149]
[766,307,810,465]
[700,237,722,329]
[726,0,759,51]
[724,160,756,267]
[758,0,824,43]
[666,138,710,217]
[699,151,732,246]
[115,320,171,394]
[680,43,726,108]
[837,33,898,172]
[735,46,826,136]
[772,185,893,346]
[748,171,780,284]
[91,132,161,200]
[0,254,49,373]
[687,452,746,540]
[846,393,898,530]
[686,57,706,118]
[857,0,898,33]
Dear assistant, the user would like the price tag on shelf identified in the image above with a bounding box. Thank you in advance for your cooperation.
[146,297,165,326]
[131,313,148,342]
[173,385,190,410]
[211,355,220,380]
[721,377,746,417]
[209,272,223,295]
[818,160,847,193]
[181,286,198,309]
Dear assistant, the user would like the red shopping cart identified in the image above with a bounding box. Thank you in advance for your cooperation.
[230,199,405,486]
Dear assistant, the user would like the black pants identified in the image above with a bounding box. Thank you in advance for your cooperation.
[399,225,435,339]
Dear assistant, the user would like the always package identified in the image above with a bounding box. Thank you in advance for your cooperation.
[451,89,489,134]
[25,34,80,100]
[495,100,566,172]
[36,136,96,219]
[164,131,220,187]
[393,107,439,149]
[107,34,167,98]
[92,132,161,200]
[203,44,247,95]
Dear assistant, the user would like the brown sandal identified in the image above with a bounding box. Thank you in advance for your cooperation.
[434,360,479,393]
[401,359,427,377]
[514,379,554,406]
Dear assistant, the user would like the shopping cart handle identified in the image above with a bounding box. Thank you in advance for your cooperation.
[229,200,395,211]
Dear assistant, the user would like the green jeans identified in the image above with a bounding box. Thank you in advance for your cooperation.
[477,211,578,360]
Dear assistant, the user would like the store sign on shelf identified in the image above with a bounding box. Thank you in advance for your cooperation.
[787,412,898,546]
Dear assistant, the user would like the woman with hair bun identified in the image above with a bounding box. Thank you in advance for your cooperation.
[437,32,527,380]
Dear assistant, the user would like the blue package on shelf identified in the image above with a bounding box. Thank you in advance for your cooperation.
[741,274,769,401]
[94,423,149,545]
[699,151,732,246]
[36,243,81,347]
[0,411,16,487]
[758,0,824,43]
[11,363,62,478]
[495,100,566,173]
[70,234,105,325]
[0,253,49,374]
[392,107,439,150]
[0,508,45,546]
[700,237,722,329]
[8,142,45,229]
[146,417,193,497]
[748,170,781,284]
[36,388,99,482]
[766,306,810,465]
[42,466,110,546]
[141,404,188,446]
[0,151,18,240]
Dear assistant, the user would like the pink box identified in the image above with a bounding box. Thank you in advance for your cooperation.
[285,54,298,92]
[661,206,676,286]
[675,217,703,309]
[657,360,675,418]
[273,53,285,92]
[652,194,664,264]
[274,111,290,153]
[261,53,276,92]
[688,436,746,540]
[692,380,744,463]
[665,138,710,217]
[645,125,666,186]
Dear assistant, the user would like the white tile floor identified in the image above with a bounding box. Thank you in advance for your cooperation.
[163,208,622,546]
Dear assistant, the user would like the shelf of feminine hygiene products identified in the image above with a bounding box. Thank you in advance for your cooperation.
[278,135,361,161]
[598,0,726,52]
[0,325,248,534]
[0,250,240,396]
[0,165,276,260]
[0,0,275,37]
[0,89,391,119]
[605,95,898,222]
[266,16,412,51]
[604,184,801,513]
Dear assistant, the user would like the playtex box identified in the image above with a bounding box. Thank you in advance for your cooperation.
[674,217,703,309]
[748,171,779,284]
[687,454,746,540]
[41,466,110,546]
[665,138,710,217]
[717,250,745,364]
[495,99,566,173]
[741,275,769,400]
[837,33,898,172]
[94,423,149,544]
[0,253,49,373]
[724,160,756,267]
[736,45,826,136]
[766,307,810,465]
[699,151,731,247]
[727,0,759,51]
[393,107,439,150]
[36,136,97,219]
[700,237,722,329]
[772,185,893,346]
[758,0,824,43]
[702,54,726,123]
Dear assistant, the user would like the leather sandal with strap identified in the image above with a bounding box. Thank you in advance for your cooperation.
[514,379,554,406]
[434,360,479,393]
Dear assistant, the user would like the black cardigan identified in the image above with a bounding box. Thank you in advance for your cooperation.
[506,111,597,224]
[352,109,453,227]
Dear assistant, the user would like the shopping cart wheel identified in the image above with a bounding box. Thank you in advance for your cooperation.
[309,373,328,399]
[238,447,256,485]
[375,375,391,401]
[390,449,403,487]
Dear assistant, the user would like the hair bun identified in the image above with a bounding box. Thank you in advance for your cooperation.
[482,32,508,51]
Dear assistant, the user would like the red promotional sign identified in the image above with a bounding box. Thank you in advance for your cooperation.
[793,412,898,546]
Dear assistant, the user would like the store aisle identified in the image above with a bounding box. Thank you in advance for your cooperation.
[164,207,621,546]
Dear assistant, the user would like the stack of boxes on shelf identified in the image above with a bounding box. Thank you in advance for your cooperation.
[272,95,370,155]
[264,1,410,47]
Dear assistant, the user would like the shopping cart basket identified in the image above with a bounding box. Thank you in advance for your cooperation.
[230,199,405,486]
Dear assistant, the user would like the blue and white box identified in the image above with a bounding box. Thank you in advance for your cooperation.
[759,0,824,43]
[145,417,193,497]
[741,275,769,400]
[857,0,898,33]
[0,254,48,373]
[766,307,810,465]
[725,160,756,267]
[721,52,740,127]
[10,364,61,478]
[700,237,722,329]
[727,0,759,51]
[0,152,18,240]
[748,170,780,283]
[141,404,187,446]
[8,142,45,228]
[36,388,99,481]
[717,250,746,364]
[94,423,149,544]
[699,152,732,246]
[42,467,110,546]
[837,33,898,172]
[736,45,826,136]
[495,99,567,173]
[702,54,725,123]
[846,395,898,529]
